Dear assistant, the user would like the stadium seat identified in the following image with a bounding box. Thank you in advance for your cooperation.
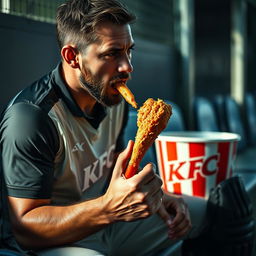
[164,101,186,132]
[224,96,247,151]
[213,95,247,152]
[244,92,256,146]
[193,96,219,131]
[212,94,228,131]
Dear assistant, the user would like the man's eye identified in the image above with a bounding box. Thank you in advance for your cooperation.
[104,52,117,58]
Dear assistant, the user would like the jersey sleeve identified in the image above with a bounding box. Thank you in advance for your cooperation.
[0,102,59,199]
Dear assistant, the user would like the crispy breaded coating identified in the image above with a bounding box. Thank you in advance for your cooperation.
[125,98,172,178]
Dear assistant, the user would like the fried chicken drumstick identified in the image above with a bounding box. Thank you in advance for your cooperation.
[115,83,138,109]
[125,98,172,178]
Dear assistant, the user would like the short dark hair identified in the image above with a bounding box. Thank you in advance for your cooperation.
[56,0,136,51]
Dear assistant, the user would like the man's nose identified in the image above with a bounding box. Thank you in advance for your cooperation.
[118,57,133,73]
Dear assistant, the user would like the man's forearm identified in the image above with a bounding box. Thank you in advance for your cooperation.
[8,146,163,250]
[9,196,110,249]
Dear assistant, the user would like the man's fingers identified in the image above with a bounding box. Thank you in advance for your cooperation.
[169,213,185,231]
[132,163,157,184]
[168,218,191,239]
[158,204,173,226]
[113,140,134,178]
[168,205,191,239]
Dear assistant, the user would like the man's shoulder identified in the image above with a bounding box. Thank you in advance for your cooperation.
[0,101,59,144]
[5,67,61,115]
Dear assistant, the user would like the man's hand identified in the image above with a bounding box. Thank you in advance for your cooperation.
[102,141,163,222]
[158,191,192,240]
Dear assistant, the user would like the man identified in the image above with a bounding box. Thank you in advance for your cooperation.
[0,0,207,255]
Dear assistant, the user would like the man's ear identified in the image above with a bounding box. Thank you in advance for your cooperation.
[61,45,80,69]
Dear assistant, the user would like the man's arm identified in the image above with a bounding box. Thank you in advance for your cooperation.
[8,141,163,250]
[8,195,109,249]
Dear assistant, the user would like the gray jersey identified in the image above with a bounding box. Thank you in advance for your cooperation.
[0,63,127,205]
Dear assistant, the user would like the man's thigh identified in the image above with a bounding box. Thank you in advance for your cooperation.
[37,247,105,256]
[107,214,175,255]
[107,195,207,256]
[183,194,207,239]
[37,196,207,256]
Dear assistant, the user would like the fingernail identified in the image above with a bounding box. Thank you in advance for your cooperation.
[166,219,172,226]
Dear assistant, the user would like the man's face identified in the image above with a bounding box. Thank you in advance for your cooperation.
[79,21,134,106]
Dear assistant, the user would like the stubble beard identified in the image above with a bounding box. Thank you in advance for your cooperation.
[79,69,121,107]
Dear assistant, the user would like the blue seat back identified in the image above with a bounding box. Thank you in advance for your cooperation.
[244,93,256,146]
[193,97,219,131]
[213,95,229,131]
[213,95,247,152]
[224,96,247,152]
[164,101,186,132]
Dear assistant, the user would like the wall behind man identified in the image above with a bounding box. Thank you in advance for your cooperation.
[194,0,231,98]
[0,13,175,112]
[128,37,175,106]
[0,13,60,112]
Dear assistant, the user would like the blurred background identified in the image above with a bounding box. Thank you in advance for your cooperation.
[0,1,256,254]
[0,0,255,128]
[0,0,256,129]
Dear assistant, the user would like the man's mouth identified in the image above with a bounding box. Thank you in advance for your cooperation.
[110,80,127,93]
[110,73,131,88]
[110,79,127,85]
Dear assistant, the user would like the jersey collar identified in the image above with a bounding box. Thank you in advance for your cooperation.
[52,63,107,129]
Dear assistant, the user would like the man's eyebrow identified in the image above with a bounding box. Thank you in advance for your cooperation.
[105,47,123,52]
[103,43,135,52]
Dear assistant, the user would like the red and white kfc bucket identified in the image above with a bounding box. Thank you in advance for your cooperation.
[155,131,240,198]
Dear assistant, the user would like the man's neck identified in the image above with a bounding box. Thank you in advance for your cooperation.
[61,62,97,116]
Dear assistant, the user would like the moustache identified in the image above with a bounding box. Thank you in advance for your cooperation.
[110,73,131,84]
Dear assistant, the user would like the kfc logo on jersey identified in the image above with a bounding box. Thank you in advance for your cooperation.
[82,144,115,191]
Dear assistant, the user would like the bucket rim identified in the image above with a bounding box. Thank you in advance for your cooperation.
[158,131,241,142]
